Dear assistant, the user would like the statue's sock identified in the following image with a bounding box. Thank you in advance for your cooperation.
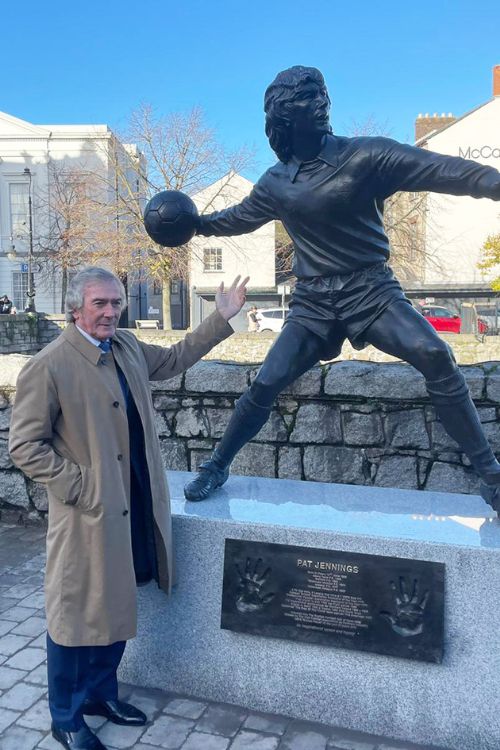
[426,368,500,483]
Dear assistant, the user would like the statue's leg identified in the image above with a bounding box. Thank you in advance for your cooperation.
[363,300,500,509]
[184,322,325,501]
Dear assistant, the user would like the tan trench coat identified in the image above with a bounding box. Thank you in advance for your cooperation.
[9,312,232,647]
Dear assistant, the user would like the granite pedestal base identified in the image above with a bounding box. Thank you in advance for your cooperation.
[119,471,500,750]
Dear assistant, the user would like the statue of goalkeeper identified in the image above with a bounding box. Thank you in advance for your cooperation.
[184,65,500,512]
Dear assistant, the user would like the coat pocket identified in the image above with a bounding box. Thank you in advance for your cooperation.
[47,459,82,505]
[75,465,100,513]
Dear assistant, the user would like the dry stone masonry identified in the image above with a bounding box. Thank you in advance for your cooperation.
[1,353,499,520]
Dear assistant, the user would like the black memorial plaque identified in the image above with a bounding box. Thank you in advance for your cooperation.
[221,539,444,663]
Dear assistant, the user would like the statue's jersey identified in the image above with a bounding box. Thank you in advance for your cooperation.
[198,134,500,278]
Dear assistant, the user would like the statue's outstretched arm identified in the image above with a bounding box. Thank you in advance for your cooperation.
[198,178,277,237]
[374,137,500,201]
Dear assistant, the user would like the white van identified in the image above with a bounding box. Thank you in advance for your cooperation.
[256,308,289,332]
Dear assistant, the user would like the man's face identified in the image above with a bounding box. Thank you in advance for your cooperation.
[288,80,331,136]
[72,280,123,341]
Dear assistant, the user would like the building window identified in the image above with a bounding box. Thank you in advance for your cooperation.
[152,281,162,295]
[9,183,29,236]
[12,271,28,311]
[203,247,222,272]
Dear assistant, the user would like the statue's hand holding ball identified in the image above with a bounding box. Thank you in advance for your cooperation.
[143,190,199,247]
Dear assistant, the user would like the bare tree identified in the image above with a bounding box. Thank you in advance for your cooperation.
[36,162,108,312]
[95,105,253,327]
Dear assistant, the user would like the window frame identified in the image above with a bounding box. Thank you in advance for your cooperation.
[203,247,223,273]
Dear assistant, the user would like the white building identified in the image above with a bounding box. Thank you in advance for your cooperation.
[0,111,144,316]
[416,66,500,291]
[190,172,276,330]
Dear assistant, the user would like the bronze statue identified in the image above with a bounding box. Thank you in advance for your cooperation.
[184,65,500,510]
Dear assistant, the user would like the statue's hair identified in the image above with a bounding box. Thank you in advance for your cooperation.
[264,66,331,163]
[65,266,127,322]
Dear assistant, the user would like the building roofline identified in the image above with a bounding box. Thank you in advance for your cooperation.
[415,98,495,146]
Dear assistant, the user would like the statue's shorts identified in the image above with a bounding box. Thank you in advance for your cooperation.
[286,261,411,359]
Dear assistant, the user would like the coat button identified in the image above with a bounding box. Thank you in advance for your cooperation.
[117,454,123,461]
[113,401,119,408]
[122,509,129,516]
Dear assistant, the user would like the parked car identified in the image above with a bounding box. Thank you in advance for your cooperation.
[256,307,289,333]
[419,305,488,334]
[474,304,499,335]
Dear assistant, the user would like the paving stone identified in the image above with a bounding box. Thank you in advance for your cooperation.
[18,591,46,610]
[36,732,64,749]
[1,605,38,622]
[181,732,230,749]
[0,633,32,656]
[0,666,27,689]
[0,706,19,732]
[24,573,45,586]
[29,633,47,649]
[0,598,20,614]
[16,696,50,730]
[328,735,377,749]
[24,663,48,686]
[243,712,289,735]
[0,573,25,587]
[195,703,247,737]
[2,583,42,600]
[230,730,280,749]
[0,723,44,749]
[5,647,46,671]
[280,720,330,750]
[164,697,207,719]
[96,720,147,748]
[11,616,46,637]
[124,685,170,717]
[0,620,14,636]
[0,681,45,710]
[85,714,107,730]
[140,714,194,748]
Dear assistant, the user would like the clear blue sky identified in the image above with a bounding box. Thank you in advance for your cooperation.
[1,0,499,180]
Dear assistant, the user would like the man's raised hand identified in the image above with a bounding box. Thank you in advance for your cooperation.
[215,275,250,321]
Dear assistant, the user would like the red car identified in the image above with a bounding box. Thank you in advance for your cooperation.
[419,305,488,334]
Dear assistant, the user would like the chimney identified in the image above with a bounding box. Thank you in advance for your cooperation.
[494,65,500,97]
[415,113,456,142]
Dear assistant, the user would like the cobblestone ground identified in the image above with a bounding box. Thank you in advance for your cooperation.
[0,523,452,750]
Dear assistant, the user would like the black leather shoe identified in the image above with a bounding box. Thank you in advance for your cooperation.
[52,722,107,750]
[184,461,229,501]
[480,481,500,513]
[83,699,147,726]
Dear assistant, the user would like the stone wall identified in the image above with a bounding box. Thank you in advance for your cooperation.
[1,354,499,520]
[3,312,500,364]
[0,314,66,355]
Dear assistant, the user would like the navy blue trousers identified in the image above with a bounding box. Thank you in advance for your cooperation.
[47,634,126,730]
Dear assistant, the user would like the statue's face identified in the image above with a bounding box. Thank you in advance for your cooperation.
[288,80,330,136]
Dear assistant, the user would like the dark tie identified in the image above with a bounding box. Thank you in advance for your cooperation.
[98,340,128,402]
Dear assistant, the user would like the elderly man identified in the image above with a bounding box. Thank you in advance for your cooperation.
[9,267,248,750]
[184,65,500,509]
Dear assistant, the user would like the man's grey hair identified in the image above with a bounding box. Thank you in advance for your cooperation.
[65,267,127,322]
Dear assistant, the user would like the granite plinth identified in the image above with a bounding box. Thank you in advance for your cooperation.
[120,471,500,750]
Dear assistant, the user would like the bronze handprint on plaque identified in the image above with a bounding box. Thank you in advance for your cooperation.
[235,557,276,614]
[380,576,430,637]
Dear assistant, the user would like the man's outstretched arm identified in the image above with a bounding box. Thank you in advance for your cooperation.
[141,276,250,380]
